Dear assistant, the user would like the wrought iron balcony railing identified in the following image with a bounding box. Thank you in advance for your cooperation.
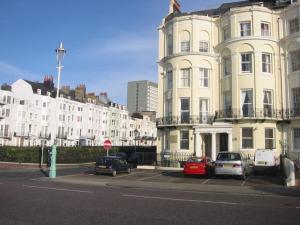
[56,133,68,140]
[156,115,214,126]
[39,133,51,140]
[215,108,298,120]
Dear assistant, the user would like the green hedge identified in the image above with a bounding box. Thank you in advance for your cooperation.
[0,146,156,164]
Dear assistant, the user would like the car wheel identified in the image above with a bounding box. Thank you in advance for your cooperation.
[127,168,131,174]
[112,170,117,177]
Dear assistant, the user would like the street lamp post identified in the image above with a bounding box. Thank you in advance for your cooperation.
[50,42,66,179]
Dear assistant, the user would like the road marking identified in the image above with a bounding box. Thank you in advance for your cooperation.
[23,185,94,194]
[138,173,162,181]
[123,194,238,206]
[201,179,210,184]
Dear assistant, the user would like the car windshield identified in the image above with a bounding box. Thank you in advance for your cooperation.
[187,157,205,163]
[217,153,241,161]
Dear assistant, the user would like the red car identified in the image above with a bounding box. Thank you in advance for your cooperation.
[183,157,213,177]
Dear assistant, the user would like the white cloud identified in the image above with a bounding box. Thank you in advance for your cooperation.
[79,33,157,57]
[0,61,38,83]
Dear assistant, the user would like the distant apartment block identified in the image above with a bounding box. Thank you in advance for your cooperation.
[127,80,158,114]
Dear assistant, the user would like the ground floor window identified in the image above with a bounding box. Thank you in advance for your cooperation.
[293,128,300,150]
[242,128,253,149]
[265,128,275,149]
[180,130,189,150]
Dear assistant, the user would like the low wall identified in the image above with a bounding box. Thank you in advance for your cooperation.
[283,158,296,187]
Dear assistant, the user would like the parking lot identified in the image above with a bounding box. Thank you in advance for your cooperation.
[80,169,284,187]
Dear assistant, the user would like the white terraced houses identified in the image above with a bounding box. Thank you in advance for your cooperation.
[0,78,156,147]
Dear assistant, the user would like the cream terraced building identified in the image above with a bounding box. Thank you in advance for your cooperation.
[157,0,300,161]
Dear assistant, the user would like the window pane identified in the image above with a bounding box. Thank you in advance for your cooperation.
[242,128,253,138]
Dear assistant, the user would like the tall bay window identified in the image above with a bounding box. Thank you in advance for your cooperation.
[223,25,230,41]
[223,57,231,77]
[180,68,190,87]
[289,17,299,34]
[263,90,273,117]
[180,130,189,150]
[180,31,190,53]
[261,22,270,36]
[167,27,173,56]
[180,98,190,123]
[240,22,251,37]
[241,89,253,117]
[223,91,232,117]
[265,128,275,149]
[242,128,253,149]
[291,50,300,72]
[262,53,271,73]
[167,70,173,90]
[199,98,209,123]
[292,88,300,116]
[166,99,172,118]
[241,53,252,73]
[199,68,209,88]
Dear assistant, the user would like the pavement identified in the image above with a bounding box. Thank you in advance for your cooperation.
[296,170,300,187]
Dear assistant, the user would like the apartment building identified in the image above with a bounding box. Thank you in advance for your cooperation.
[0,77,157,147]
[127,80,158,114]
[157,0,300,160]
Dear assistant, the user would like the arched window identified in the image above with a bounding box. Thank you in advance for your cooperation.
[180,31,190,53]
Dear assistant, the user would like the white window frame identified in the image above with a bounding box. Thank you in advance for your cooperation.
[241,53,252,73]
[261,22,270,36]
[180,68,190,88]
[240,22,251,37]
[265,128,275,149]
[180,130,189,150]
[223,25,230,41]
[181,41,190,53]
[241,89,253,117]
[263,90,273,117]
[180,98,190,123]
[199,98,209,123]
[199,68,209,88]
[241,127,253,149]
[262,53,272,74]
[199,41,208,52]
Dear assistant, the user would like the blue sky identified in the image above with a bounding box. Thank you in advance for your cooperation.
[0,0,234,104]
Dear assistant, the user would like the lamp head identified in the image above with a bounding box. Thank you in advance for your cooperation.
[55,41,66,63]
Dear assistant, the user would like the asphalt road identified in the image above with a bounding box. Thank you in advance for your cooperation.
[0,168,300,225]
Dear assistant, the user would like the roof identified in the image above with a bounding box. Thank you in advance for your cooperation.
[165,0,285,22]
[24,80,57,98]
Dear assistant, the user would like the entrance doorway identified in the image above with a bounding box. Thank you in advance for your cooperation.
[220,133,228,152]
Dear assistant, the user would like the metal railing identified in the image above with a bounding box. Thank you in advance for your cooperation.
[156,115,214,126]
[0,132,12,139]
[39,133,51,140]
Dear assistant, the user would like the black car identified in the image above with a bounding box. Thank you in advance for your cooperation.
[94,156,131,176]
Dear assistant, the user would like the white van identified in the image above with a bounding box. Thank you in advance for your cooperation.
[253,149,279,173]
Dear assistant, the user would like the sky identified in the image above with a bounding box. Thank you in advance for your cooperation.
[0,0,235,104]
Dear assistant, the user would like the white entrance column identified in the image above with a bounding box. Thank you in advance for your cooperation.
[211,132,217,161]
[194,132,202,157]
[228,132,233,152]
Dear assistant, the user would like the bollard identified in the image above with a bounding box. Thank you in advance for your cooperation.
[49,145,57,178]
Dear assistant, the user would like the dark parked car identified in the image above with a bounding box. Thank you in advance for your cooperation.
[94,156,131,177]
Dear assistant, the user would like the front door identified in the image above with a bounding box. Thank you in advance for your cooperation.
[220,133,228,152]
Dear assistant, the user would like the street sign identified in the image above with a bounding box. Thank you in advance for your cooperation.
[103,139,112,151]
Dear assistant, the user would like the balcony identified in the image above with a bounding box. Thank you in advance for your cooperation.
[14,132,30,139]
[0,132,12,139]
[56,133,67,140]
[215,108,289,120]
[39,133,51,140]
[156,115,214,127]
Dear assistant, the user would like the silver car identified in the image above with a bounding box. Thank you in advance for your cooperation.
[214,152,250,180]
